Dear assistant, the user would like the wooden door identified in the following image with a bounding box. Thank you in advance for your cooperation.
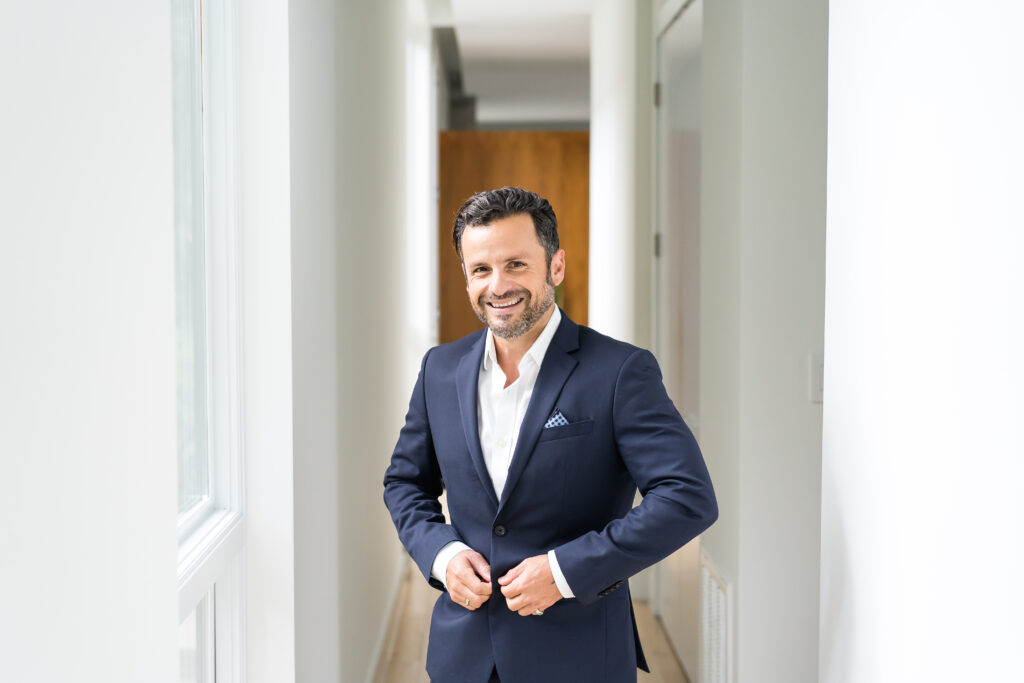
[438,131,589,344]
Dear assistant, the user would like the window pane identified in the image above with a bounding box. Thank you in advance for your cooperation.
[173,0,210,515]
[179,592,215,683]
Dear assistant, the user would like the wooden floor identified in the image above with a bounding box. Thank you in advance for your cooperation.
[375,560,691,683]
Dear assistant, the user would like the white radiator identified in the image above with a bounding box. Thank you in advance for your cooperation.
[700,550,732,683]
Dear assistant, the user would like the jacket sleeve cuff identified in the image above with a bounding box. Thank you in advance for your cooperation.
[547,549,575,599]
[430,541,472,590]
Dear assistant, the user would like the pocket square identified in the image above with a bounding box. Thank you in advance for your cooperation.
[544,409,570,428]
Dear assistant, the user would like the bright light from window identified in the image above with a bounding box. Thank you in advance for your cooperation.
[173,0,211,516]
[179,591,214,683]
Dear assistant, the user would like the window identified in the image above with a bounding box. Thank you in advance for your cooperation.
[179,592,215,683]
[174,0,211,521]
[172,0,243,678]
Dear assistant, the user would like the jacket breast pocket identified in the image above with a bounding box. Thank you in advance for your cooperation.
[537,418,594,442]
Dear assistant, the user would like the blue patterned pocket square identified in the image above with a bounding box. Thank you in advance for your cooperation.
[544,409,570,428]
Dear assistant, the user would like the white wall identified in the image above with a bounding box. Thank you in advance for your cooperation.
[241,1,297,681]
[699,0,827,680]
[735,0,826,679]
[0,2,178,681]
[2,2,436,682]
[289,0,414,680]
[590,0,654,347]
[405,0,442,377]
[288,0,340,680]
[334,3,413,679]
[698,0,743,600]
[821,2,1024,681]
[652,1,704,672]
[467,61,590,125]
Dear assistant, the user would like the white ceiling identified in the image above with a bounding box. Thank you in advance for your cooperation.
[450,0,593,63]
[444,0,595,124]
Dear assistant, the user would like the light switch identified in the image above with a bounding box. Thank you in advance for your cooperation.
[809,352,824,404]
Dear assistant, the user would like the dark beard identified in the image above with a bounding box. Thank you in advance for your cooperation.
[475,283,555,340]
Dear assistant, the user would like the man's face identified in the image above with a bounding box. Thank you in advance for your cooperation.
[461,213,565,340]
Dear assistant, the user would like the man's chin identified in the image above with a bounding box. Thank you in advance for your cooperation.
[487,312,533,339]
[487,320,522,340]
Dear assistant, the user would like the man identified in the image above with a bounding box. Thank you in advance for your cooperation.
[383,187,717,682]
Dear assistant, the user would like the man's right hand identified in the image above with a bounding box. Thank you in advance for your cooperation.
[446,549,492,611]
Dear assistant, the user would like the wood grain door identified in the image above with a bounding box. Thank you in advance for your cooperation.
[438,131,589,344]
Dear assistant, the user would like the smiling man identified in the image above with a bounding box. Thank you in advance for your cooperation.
[383,187,718,682]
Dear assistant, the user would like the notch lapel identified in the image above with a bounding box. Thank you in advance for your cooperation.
[497,314,580,512]
[455,333,499,508]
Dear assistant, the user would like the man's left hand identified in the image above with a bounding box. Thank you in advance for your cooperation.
[497,554,563,616]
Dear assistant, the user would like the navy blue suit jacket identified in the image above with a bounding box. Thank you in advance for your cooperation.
[383,311,717,682]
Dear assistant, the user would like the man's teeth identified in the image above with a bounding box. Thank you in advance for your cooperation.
[490,298,522,309]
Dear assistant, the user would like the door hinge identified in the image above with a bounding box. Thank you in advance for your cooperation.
[654,233,662,258]
[654,81,661,107]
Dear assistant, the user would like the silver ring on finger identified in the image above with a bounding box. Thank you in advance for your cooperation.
[464,597,471,608]
[533,609,544,616]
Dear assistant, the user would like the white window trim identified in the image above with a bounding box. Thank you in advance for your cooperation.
[174,0,245,678]
[177,0,244,563]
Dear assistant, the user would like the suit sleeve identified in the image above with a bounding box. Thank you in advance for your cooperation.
[553,349,718,605]
[383,349,461,590]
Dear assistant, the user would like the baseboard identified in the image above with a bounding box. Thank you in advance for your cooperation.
[365,552,410,683]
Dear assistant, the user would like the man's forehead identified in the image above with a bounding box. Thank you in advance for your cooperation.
[463,215,540,248]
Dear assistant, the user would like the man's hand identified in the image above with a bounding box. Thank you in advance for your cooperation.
[498,554,563,616]
[446,549,492,611]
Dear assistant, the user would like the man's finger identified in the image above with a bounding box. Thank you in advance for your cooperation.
[465,581,492,599]
[452,591,483,611]
[457,560,492,596]
[497,562,524,586]
[449,551,490,586]
[448,577,492,610]
[466,551,492,582]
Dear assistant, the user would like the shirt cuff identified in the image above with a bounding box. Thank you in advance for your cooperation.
[547,549,575,599]
[431,541,472,589]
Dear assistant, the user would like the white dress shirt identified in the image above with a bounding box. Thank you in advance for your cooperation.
[431,306,575,599]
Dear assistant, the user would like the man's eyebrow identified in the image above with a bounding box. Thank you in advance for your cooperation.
[486,254,533,266]
[466,255,530,269]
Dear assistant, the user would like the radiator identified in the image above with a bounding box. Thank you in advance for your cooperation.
[700,550,732,683]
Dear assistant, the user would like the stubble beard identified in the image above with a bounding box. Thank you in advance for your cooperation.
[474,276,556,340]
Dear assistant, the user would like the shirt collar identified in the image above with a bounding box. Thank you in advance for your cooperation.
[482,306,562,373]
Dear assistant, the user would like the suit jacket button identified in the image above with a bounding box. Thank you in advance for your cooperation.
[493,524,507,537]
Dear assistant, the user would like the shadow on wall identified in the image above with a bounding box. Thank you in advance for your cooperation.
[818,465,850,682]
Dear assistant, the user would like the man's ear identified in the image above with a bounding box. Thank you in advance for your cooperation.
[550,249,566,287]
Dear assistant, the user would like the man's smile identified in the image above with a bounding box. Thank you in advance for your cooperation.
[488,297,524,310]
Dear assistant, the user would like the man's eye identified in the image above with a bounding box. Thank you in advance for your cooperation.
[474,267,489,275]
[509,262,525,269]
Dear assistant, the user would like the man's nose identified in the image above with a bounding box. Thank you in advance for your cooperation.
[488,270,515,298]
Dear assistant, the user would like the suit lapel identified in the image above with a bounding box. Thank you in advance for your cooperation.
[497,313,580,512]
[455,333,500,508]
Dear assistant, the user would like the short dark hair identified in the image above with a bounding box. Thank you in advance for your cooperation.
[452,187,559,264]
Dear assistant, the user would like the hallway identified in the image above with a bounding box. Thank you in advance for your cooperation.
[376,560,691,683]
[5,0,1024,681]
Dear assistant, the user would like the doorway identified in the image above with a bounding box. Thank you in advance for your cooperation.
[438,130,589,343]
[652,0,703,679]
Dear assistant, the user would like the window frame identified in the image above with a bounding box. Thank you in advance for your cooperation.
[173,0,245,678]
